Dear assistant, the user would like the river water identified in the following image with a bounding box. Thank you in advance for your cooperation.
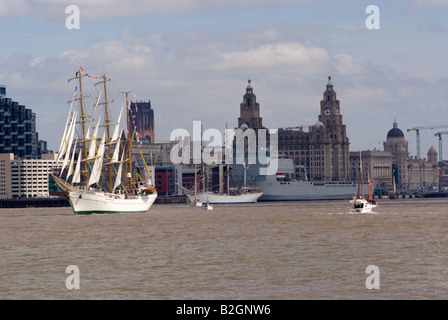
[1,198,447,300]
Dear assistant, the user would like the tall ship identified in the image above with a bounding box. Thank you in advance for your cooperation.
[187,189,263,205]
[181,123,263,205]
[52,67,157,215]
[183,159,263,205]
[248,158,369,201]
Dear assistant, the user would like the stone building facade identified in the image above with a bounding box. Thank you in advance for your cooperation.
[235,80,439,191]
[383,120,438,191]
[350,120,439,192]
[278,79,350,181]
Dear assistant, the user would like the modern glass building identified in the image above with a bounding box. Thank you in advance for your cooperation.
[0,86,41,159]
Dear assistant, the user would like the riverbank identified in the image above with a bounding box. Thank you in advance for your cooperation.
[0,197,70,208]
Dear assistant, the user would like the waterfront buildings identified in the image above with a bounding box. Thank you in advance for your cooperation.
[0,80,441,200]
[129,100,155,143]
[383,120,438,191]
[0,86,49,159]
[350,121,439,193]
[236,79,440,193]
[349,149,393,191]
[0,153,60,199]
[245,79,351,181]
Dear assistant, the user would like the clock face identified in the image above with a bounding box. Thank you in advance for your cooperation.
[324,107,332,117]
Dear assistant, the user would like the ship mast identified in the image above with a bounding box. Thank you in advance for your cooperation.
[359,151,364,197]
[94,73,114,192]
[67,67,89,187]
[124,90,134,192]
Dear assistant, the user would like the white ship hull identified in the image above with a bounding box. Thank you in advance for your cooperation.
[351,204,377,213]
[68,188,157,215]
[351,197,377,213]
[189,191,263,204]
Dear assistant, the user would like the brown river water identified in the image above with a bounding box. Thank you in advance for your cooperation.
[1,198,447,300]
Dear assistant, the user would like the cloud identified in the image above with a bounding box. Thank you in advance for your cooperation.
[0,0,32,18]
[333,53,365,76]
[0,0,327,21]
[418,23,448,34]
[217,42,330,73]
[2,19,447,156]
[410,0,448,9]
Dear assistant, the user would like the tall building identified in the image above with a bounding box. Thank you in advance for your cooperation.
[278,78,350,181]
[0,153,60,199]
[129,100,155,143]
[0,87,45,159]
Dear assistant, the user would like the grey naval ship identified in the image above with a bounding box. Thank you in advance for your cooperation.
[232,157,369,201]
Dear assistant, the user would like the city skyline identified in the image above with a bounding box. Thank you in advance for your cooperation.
[1,0,447,158]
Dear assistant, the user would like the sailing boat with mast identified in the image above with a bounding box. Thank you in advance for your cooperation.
[389,170,398,199]
[184,123,263,204]
[52,67,157,215]
[351,151,377,213]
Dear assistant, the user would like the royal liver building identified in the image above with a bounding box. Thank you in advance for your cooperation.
[277,78,351,181]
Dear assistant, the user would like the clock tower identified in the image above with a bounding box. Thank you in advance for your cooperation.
[318,77,350,180]
[319,76,343,126]
[238,80,263,129]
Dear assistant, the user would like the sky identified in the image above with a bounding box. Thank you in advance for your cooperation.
[1,0,448,159]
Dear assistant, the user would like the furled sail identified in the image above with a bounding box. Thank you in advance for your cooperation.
[66,140,78,181]
[57,104,73,162]
[110,104,124,163]
[113,151,125,191]
[60,110,77,175]
[87,114,101,160]
[87,131,106,187]
[72,151,82,184]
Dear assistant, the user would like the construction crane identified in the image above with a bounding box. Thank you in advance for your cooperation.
[406,125,448,159]
[435,131,448,162]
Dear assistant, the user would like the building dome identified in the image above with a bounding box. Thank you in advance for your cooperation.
[387,120,404,138]
[315,121,324,128]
